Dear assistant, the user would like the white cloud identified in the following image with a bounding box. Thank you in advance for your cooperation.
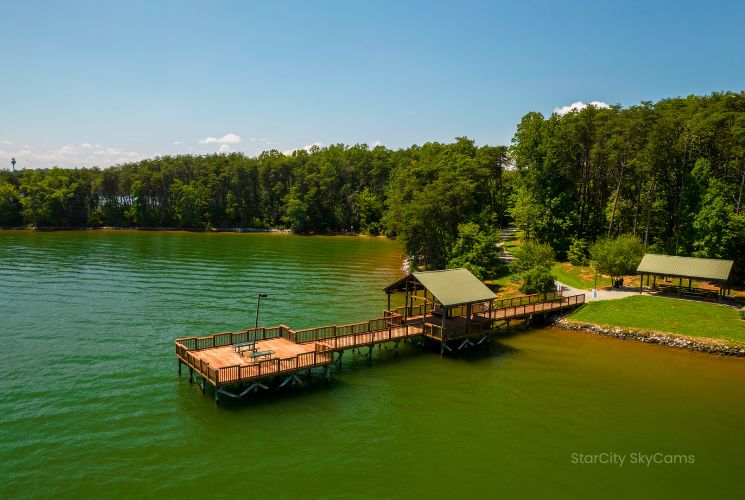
[370,140,382,148]
[4,142,149,169]
[554,101,610,116]
[218,144,231,154]
[199,133,241,144]
[283,142,325,155]
[173,141,184,146]
[1,139,13,145]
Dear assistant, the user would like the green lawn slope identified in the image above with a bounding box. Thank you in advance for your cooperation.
[568,295,745,343]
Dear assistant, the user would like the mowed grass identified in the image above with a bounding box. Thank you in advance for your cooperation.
[569,295,745,342]
[551,262,603,289]
[551,262,642,290]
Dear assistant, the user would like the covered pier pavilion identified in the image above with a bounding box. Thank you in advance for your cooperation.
[383,268,498,352]
[636,254,734,299]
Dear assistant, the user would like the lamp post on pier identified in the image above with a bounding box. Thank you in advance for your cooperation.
[11,158,16,172]
[255,293,268,329]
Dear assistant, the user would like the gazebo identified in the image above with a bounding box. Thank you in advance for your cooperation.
[383,268,497,352]
[636,254,734,299]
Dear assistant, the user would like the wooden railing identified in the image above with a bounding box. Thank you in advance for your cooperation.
[386,291,564,319]
[386,301,436,318]
[214,343,334,385]
[423,323,444,340]
[486,293,584,319]
[319,323,417,350]
[487,290,563,311]
[176,346,220,384]
[175,325,290,352]
[289,314,404,344]
[174,313,410,385]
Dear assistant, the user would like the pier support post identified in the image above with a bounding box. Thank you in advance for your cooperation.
[188,367,193,384]
[324,365,332,382]
[178,360,182,376]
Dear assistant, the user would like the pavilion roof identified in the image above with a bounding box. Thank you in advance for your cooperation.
[384,268,496,307]
[636,254,733,282]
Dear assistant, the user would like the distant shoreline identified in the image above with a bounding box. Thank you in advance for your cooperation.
[0,226,392,238]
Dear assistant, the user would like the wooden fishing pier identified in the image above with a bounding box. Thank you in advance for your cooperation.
[175,269,585,402]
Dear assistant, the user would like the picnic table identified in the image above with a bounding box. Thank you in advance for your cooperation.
[233,340,257,354]
[247,350,274,362]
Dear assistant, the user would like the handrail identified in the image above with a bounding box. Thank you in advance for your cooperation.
[175,324,291,352]
[213,342,334,385]
[175,293,585,387]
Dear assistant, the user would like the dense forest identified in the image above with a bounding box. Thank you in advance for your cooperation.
[1,91,744,278]
[510,92,745,269]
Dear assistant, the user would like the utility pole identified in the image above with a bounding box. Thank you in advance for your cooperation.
[11,157,16,172]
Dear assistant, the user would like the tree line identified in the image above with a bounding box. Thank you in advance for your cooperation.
[1,91,744,279]
[0,139,511,275]
[510,91,745,279]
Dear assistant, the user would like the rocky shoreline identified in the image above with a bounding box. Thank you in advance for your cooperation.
[551,316,745,357]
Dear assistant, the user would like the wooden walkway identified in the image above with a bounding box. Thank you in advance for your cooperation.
[175,291,584,400]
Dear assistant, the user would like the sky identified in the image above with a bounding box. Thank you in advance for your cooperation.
[1,0,744,169]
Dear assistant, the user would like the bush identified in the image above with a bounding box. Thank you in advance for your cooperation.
[510,241,556,274]
[519,266,557,294]
[590,234,644,287]
[567,238,591,266]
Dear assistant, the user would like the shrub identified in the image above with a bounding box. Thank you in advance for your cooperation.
[519,266,557,294]
[510,241,556,274]
[590,234,644,287]
[567,238,591,266]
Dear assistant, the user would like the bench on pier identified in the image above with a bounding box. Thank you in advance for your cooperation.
[233,340,257,354]
[248,350,274,362]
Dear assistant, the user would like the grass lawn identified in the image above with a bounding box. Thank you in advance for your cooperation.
[551,262,604,289]
[486,271,522,297]
[569,295,745,343]
[551,262,642,290]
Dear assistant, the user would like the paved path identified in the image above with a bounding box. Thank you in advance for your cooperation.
[498,227,518,264]
[556,281,639,302]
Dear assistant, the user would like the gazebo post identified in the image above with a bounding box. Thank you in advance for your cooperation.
[440,305,447,355]
[466,303,471,337]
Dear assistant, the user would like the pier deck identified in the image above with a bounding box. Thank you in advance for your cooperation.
[176,289,585,401]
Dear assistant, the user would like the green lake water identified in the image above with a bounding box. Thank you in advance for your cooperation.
[1,231,744,499]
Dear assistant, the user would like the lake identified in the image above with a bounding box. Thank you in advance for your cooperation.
[1,230,744,498]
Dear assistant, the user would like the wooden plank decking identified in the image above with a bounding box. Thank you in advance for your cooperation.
[175,292,585,392]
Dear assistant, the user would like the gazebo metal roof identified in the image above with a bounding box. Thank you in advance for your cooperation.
[384,268,496,307]
[636,254,733,282]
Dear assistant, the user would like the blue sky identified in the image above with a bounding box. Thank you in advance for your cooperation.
[1,0,744,168]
